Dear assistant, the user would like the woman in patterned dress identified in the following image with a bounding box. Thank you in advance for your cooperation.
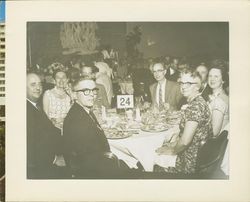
[43,69,72,129]
[155,69,213,174]
[43,69,73,167]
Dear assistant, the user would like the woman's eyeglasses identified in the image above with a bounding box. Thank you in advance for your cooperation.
[179,82,198,88]
[75,88,99,96]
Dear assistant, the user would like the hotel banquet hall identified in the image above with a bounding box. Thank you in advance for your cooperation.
[26,22,229,179]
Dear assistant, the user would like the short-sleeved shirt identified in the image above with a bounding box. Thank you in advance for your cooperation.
[209,93,229,132]
[165,95,213,174]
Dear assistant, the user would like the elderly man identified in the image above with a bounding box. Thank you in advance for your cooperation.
[196,64,211,101]
[150,63,183,110]
[27,72,61,178]
[63,78,130,178]
[80,66,110,108]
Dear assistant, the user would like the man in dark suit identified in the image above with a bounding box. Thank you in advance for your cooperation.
[165,57,180,82]
[27,73,61,179]
[196,64,212,101]
[150,63,183,110]
[131,61,155,103]
[63,78,130,178]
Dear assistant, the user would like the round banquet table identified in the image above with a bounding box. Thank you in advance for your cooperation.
[107,125,180,172]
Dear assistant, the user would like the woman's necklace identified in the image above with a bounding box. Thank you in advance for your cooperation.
[54,87,67,99]
[209,88,224,102]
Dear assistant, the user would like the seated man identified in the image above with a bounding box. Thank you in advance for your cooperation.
[166,57,180,82]
[27,72,61,179]
[80,65,110,108]
[196,64,212,101]
[62,77,130,178]
[150,63,183,110]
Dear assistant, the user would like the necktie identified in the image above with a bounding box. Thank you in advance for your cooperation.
[159,84,164,109]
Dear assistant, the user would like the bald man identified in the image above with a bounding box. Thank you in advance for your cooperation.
[150,63,183,110]
[27,73,61,178]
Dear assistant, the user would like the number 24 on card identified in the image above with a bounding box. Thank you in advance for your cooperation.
[117,95,134,109]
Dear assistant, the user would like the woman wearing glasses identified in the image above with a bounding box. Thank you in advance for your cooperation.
[155,69,212,174]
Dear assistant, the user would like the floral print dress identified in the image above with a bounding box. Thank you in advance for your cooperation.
[165,95,213,174]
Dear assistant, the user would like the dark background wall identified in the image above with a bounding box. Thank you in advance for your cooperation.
[27,22,228,68]
[127,22,229,59]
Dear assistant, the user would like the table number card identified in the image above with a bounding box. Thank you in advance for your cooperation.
[117,95,134,109]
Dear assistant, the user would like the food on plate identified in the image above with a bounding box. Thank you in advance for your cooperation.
[104,128,132,139]
[141,123,170,132]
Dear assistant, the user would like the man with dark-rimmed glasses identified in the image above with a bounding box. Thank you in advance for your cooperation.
[62,77,130,178]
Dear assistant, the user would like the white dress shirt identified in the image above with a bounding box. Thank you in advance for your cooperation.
[27,99,38,109]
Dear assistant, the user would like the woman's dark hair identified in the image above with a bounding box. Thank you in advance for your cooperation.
[52,69,68,79]
[209,59,229,90]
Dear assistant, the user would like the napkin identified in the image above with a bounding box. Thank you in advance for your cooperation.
[154,154,177,168]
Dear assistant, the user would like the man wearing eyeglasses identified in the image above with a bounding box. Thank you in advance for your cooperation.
[63,78,128,178]
[80,65,110,108]
[150,63,183,110]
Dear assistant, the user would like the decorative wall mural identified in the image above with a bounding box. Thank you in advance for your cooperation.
[60,22,100,55]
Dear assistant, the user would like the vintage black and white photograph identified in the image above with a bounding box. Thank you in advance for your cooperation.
[26,22,229,180]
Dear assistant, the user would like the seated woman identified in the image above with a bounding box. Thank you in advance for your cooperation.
[155,69,212,174]
[43,69,73,129]
[43,69,73,167]
[208,66,229,137]
[208,65,229,175]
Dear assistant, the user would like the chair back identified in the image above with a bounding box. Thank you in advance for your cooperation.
[196,130,228,175]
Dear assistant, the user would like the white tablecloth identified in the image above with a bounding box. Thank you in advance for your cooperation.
[108,125,180,171]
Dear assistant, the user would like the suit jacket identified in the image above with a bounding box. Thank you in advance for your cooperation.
[200,83,212,102]
[166,68,180,82]
[131,68,155,102]
[150,79,183,110]
[63,102,110,176]
[27,100,61,178]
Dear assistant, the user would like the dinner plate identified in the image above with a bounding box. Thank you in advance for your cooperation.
[140,125,170,133]
[107,133,132,139]
[104,129,132,139]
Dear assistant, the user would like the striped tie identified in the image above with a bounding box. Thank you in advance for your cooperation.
[159,84,164,109]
